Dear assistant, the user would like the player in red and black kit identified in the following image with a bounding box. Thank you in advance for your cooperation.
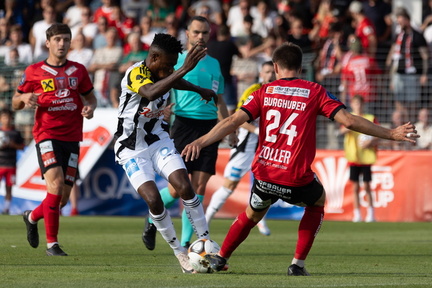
[182,42,419,276]
[12,23,97,256]
[0,109,25,215]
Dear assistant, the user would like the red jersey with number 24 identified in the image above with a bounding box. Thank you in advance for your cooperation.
[241,78,345,187]
[17,60,94,143]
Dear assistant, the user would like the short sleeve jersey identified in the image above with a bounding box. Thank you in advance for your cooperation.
[114,61,171,161]
[172,53,224,120]
[17,60,94,143]
[241,78,345,187]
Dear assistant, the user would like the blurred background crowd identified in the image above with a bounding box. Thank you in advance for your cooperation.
[0,0,431,150]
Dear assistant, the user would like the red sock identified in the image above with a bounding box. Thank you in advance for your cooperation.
[220,212,257,258]
[31,199,45,222]
[43,193,62,243]
[294,206,324,260]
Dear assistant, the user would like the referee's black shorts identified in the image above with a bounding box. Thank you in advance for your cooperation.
[171,115,219,175]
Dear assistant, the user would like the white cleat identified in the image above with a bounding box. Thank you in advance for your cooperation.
[257,219,271,236]
[176,252,195,274]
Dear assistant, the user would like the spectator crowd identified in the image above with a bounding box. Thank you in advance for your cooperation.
[0,0,431,150]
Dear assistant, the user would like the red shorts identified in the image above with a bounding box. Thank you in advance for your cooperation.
[0,167,16,187]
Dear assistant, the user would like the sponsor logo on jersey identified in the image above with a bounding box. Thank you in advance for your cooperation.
[41,65,58,76]
[65,65,78,75]
[69,77,78,89]
[41,79,55,92]
[125,159,139,177]
[266,86,310,98]
[48,103,77,111]
[52,97,73,105]
[139,107,164,118]
[55,89,70,98]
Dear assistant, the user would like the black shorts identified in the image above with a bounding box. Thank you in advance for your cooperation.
[36,139,79,186]
[171,115,219,175]
[249,178,324,211]
[349,165,372,182]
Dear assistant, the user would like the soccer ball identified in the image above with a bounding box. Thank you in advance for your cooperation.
[187,239,220,273]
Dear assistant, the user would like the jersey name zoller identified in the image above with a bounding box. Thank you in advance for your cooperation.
[258,145,291,164]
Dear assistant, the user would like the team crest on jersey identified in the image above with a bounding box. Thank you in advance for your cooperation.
[41,79,55,92]
[243,95,254,106]
[55,77,67,89]
[69,77,78,89]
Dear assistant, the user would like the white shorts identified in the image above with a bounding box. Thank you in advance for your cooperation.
[223,127,257,181]
[119,138,186,191]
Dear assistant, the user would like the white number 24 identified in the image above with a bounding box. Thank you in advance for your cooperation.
[265,110,299,145]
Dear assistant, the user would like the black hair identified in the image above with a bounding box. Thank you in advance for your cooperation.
[0,108,13,117]
[272,42,303,71]
[151,33,183,55]
[187,15,209,29]
[262,60,273,68]
[46,23,72,40]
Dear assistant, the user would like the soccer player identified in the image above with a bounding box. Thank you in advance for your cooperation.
[0,109,25,215]
[340,95,378,222]
[142,16,236,250]
[12,23,97,256]
[181,42,419,276]
[205,61,275,236]
[113,33,215,273]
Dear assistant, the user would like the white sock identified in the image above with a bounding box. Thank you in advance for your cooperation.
[367,207,375,218]
[47,242,58,249]
[291,258,305,268]
[4,199,11,210]
[205,186,233,223]
[183,196,209,240]
[149,208,184,255]
[28,211,37,224]
[353,209,361,218]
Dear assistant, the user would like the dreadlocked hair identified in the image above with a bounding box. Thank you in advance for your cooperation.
[152,33,183,55]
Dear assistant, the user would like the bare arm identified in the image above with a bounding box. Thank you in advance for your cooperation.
[181,109,249,161]
[138,44,207,101]
[334,108,419,142]
[81,91,97,119]
[12,91,39,110]
[419,46,428,86]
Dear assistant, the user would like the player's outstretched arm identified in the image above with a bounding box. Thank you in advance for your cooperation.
[138,43,207,101]
[334,109,419,143]
[181,110,249,161]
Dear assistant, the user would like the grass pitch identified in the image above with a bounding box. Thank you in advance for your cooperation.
[0,215,431,288]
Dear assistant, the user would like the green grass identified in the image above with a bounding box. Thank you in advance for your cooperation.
[0,215,431,288]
